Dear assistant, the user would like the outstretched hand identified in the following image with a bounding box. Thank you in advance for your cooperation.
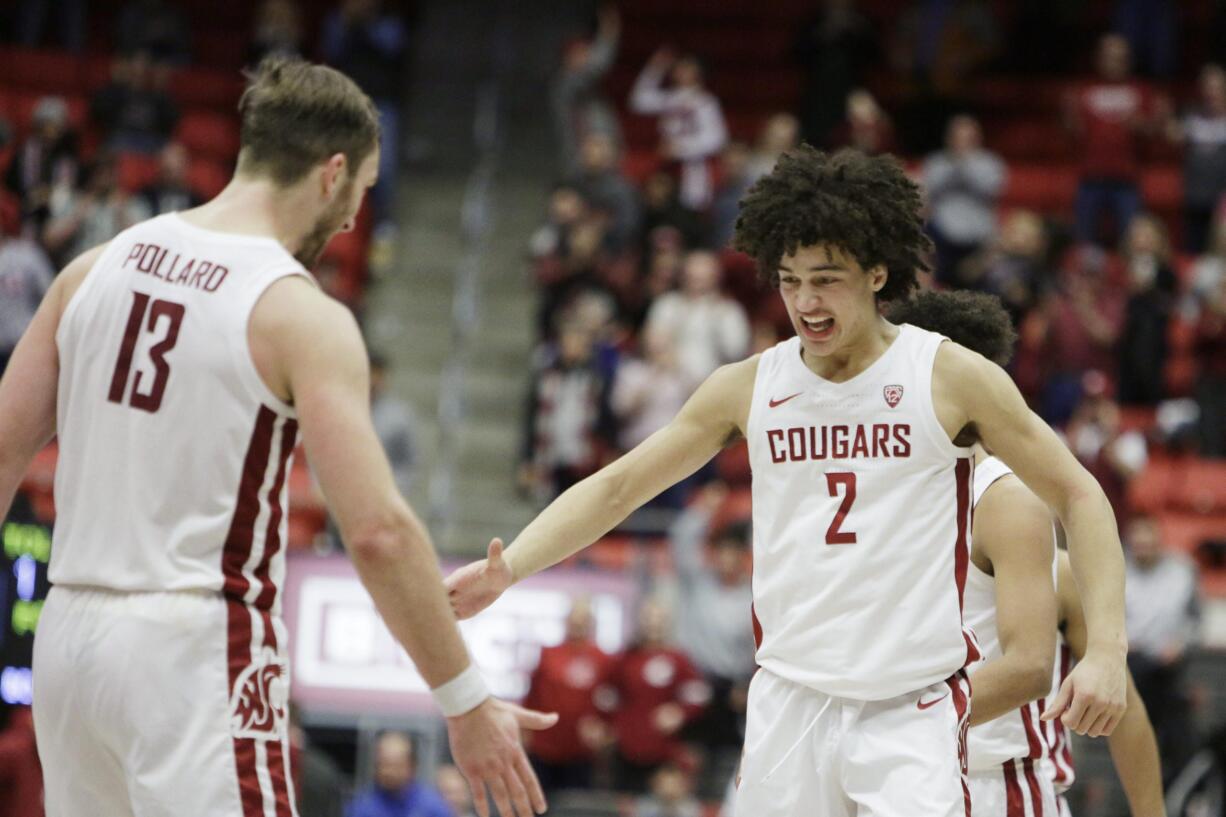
[448,697,558,817]
[445,538,515,620]
[1041,650,1127,737]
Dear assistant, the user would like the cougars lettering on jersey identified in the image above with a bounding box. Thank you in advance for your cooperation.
[746,325,979,700]
[965,457,1057,776]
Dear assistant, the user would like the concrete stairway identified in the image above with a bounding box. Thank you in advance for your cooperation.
[363,0,593,557]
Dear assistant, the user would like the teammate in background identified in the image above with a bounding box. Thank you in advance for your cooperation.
[889,291,1165,817]
[447,146,1129,817]
[0,58,551,817]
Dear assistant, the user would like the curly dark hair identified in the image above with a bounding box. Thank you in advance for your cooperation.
[885,290,1018,366]
[732,146,930,302]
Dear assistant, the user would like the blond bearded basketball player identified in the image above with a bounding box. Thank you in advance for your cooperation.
[889,292,1164,817]
[0,59,552,817]
[447,147,1130,817]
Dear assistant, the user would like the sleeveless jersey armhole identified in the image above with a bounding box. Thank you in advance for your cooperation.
[916,334,974,458]
[229,266,318,418]
[55,240,125,351]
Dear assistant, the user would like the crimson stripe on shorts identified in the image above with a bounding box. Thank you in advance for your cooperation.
[223,409,277,816]
[1020,702,1045,760]
[1002,760,1026,817]
[953,458,980,664]
[944,671,972,817]
[266,739,294,817]
[222,406,278,601]
[253,419,298,611]
[1022,759,1045,817]
[750,602,763,650]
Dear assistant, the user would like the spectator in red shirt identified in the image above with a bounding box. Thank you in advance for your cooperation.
[521,597,614,794]
[605,599,710,793]
[0,707,43,817]
[1065,34,1167,247]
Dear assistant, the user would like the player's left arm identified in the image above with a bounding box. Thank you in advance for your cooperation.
[1058,552,1166,817]
[966,476,1057,726]
[935,342,1127,737]
[0,246,100,521]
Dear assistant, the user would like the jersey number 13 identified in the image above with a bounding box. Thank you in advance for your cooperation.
[107,292,186,414]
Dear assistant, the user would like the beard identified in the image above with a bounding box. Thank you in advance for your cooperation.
[295,183,354,269]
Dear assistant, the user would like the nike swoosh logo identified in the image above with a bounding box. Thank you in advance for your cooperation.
[917,692,950,711]
[768,392,802,408]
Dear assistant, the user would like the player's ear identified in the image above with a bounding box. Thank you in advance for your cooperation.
[867,264,888,293]
[320,153,347,198]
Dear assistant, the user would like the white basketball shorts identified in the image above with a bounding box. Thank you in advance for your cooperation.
[733,667,973,817]
[967,759,1058,817]
[33,585,297,817]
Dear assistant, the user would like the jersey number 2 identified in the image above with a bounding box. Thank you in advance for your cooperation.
[825,472,857,545]
[107,292,186,413]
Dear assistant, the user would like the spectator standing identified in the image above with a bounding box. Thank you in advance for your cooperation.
[1124,514,1200,779]
[321,0,408,236]
[606,600,710,793]
[553,4,622,172]
[115,0,191,65]
[956,209,1051,324]
[611,327,699,453]
[139,142,203,217]
[644,251,750,386]
[1194,273,1226,456]
[629,49,728,211]
[0,229,55,375]
[370,352,418,497]
[521,599,614,794]
[708,142,754,250]
[667,485,756,756]
[346,732,452,817]
[793,0,877,147]
[1065,371,1149,530]
[250,0,306,64]
[1169,64,1226,254]
[89,51,180,155]
[828,89,896,155]
[520,321,615,501]
[42,152,150,267]
[745,114,800,184]
[922,114,1007,285]
[635,762,702,817]
[570,131,642,252]
[1117,213,1179,405]
[4,96,79,236]
[1065,34,1166,247]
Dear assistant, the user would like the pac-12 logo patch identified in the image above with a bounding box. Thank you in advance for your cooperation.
[230,647,288,740]
[883,385,904,408]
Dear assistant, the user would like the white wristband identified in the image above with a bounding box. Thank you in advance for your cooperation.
[431,664,491,717]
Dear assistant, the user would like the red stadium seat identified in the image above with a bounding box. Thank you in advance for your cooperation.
[168,67,245,111]
[175,110,241,163]
[1000,164,1078,214]
[1157,511,1226,557]
[186,157,231,200]
[116,151,161,193]
[715,440,751,486]
[0,48,85,94]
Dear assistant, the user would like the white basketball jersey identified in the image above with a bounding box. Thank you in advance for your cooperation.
[964,456,1056,771]
[745,325,978,701]
[52,213,312,614]
[1041,633,1077,793]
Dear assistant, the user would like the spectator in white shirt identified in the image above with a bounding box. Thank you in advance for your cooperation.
[645,250,750,385]
[610,326,698,452]
[1125,513,1200,778]
[630,48,728,210]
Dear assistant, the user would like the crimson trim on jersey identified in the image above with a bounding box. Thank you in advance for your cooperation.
[254,419,298,611]
[1020,702,1045,760]
[953,458,980,665]
[1002,759,1026,817]
[945,670,972,817]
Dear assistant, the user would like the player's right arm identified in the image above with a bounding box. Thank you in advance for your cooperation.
[1057,551,1167,817]
[0,245,103,521]
[252,278,553,817]
[446,357,757,619]
[966,475,1058,726]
